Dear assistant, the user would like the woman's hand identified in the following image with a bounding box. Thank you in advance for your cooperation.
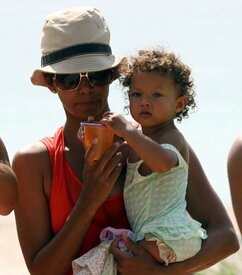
[80,139,123,214]
[110,237,164,275]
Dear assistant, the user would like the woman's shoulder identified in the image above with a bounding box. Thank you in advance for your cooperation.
[15,140,48,156]
[12,141,50,172]
[12,140,52,198]
[12,127,62,167]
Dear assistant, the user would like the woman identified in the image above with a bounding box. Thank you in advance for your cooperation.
[13,6,239,275]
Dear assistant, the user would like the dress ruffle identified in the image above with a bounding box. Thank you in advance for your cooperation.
[133,221,207,243]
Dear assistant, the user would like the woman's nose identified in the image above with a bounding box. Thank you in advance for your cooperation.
[76,76,94,94]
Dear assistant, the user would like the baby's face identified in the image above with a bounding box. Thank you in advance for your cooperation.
[128,71,183,128]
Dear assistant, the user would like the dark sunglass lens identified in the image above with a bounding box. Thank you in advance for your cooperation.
[55,74,80,90]
[89,70,113,86]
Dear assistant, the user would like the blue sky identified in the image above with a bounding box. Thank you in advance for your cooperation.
[1,0,242,206]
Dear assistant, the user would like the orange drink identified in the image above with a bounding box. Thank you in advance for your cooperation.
[80,122,114,160]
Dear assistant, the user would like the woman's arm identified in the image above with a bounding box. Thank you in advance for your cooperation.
[227,135,242,234]
[13,141,122,275]
[0,137,17,215]
[110,144,239,274]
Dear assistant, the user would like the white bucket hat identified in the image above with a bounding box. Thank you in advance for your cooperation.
[31,7,125,87]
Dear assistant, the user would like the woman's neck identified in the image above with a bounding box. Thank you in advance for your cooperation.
[63,121,82,149]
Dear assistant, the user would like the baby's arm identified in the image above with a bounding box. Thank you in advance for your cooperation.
[101,112,178,173]
[0,137,17,215]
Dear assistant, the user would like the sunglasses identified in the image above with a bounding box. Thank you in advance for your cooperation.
[45,69,114,91]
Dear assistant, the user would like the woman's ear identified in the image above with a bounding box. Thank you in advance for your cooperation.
[176,96,188,113]
[42,72,57,93]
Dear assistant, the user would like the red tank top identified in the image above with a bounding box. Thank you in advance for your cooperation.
[41,127,129,273]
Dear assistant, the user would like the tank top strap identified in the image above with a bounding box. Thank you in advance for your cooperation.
[41,126,64,165]
[160,143,188,168]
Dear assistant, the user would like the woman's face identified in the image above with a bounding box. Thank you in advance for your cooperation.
[54,76,110,122]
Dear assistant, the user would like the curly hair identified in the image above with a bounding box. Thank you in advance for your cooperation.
[120,47,197,122]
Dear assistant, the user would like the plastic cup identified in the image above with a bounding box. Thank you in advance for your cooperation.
[80,122,114,160]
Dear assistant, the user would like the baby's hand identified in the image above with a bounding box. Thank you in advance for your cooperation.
[101,112,128,137]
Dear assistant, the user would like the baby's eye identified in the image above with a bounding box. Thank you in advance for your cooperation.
[129,91,141,97]
[153,92,162,97]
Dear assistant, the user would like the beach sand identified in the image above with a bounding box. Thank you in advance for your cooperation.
[0,209,241,275]
[0,213,28,275]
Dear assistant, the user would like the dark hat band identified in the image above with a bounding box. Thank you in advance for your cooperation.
[41,43,112,67]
